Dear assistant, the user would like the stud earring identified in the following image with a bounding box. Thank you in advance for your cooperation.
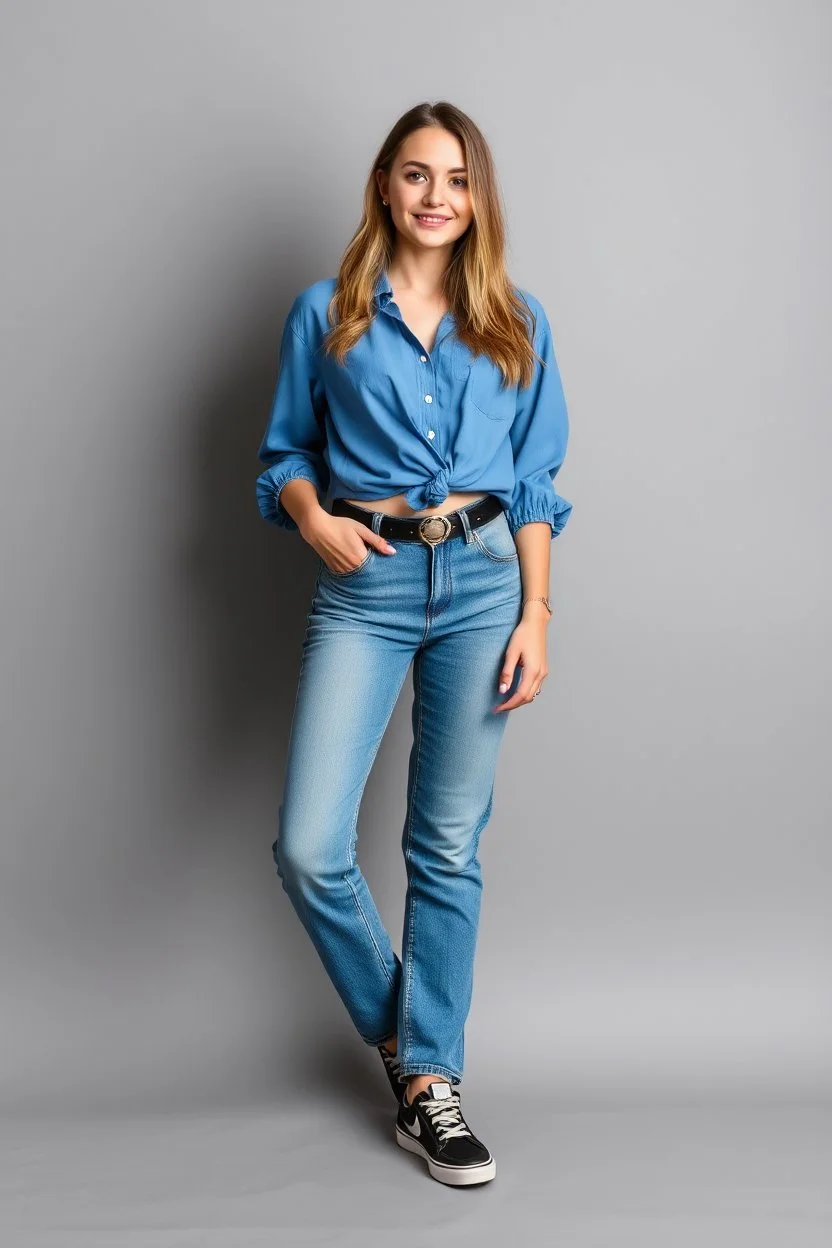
[382,199,388,205]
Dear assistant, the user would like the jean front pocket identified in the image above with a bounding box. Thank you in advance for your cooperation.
[470,511,519,562]
[321,546,375,578]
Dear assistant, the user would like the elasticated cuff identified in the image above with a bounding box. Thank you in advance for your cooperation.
[507,491,573,539]
[256,463,324,530]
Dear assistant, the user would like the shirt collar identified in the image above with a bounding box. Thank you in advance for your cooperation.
[371,266,457,330]
[372,267,393,308]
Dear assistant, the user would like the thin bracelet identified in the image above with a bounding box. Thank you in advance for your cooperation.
[523,596,553,615]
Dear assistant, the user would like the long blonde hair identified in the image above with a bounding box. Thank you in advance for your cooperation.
[322,101,541,390]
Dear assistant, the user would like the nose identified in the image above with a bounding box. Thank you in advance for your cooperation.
[421,184,446,209]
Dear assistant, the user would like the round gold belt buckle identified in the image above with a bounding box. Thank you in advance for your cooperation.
[418,514,453,546]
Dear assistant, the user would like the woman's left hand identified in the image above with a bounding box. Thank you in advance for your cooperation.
[492,615,550,712]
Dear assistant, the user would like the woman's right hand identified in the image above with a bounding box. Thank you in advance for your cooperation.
[300,511,397,575]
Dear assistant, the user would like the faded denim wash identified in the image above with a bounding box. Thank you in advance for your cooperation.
[273,499,525,1086]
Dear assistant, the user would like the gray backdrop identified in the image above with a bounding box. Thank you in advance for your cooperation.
[1,4,830,1236]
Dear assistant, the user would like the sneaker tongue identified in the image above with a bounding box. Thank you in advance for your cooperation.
[428,1081,454,1099]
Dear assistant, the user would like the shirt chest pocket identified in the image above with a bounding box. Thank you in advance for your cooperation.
[452,344,516,422]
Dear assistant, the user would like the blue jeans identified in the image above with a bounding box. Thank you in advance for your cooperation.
[272,498,523,1087]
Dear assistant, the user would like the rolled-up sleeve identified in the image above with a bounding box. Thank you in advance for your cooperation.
[506,298,573,539]
[255,304,330,530]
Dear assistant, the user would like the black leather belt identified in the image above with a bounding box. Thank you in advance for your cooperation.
[330,493,504,546]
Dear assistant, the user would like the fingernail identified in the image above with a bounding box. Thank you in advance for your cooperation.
[499,683,508,693]
[386,544,397,553]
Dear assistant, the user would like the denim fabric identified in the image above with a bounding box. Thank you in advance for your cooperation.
[272,499,524,1086]
[255,268,572,540]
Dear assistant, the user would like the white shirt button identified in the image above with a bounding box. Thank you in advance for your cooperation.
[419,354,427,362]
[427,429,435,439]
[424,394,432,403]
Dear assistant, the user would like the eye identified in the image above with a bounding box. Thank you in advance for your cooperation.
[404,171,469,188]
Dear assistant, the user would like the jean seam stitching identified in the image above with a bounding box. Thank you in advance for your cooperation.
[402,650,426,1070]
[327,548,374,578]
[344,876,396,992]
[342,693,408,995]
[471,530,518,562]
[397,1063,461,1084]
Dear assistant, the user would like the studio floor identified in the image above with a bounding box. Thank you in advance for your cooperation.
[2,1087,830,1247]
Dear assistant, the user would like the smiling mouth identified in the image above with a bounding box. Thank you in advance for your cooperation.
[412,214,451,223]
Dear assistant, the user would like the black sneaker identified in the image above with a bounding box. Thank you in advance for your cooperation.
[377,1042,406,1104]
[395,1079,496,1185]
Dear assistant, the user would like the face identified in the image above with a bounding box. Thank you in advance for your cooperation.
[377,127,473,249]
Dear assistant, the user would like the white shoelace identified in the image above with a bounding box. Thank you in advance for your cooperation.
[422,1093,472,1141]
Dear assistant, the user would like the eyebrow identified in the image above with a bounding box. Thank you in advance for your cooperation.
[402,160,468,174]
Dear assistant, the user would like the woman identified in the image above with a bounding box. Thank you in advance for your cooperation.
[256,101,572,1187]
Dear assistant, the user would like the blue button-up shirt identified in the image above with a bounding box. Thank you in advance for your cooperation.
[256,268,572,538]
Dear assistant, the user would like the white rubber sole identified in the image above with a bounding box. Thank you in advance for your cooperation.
[395,1124,497,1185]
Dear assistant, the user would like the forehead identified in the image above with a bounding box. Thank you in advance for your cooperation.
[396,127,466,168]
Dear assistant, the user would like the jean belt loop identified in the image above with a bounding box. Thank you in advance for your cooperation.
[371,510,383,536]
[457,506,474,543]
